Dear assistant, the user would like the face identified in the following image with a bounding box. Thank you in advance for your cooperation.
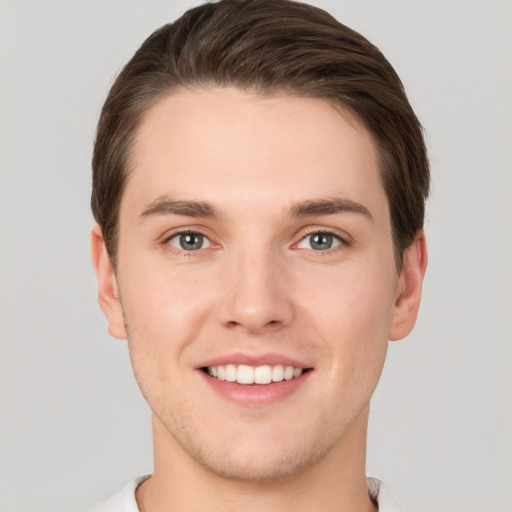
[93,87,424,483]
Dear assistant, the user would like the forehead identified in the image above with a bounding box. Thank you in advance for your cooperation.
[124,87,387,221]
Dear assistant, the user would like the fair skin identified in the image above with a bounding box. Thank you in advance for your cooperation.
[92,87,427,512]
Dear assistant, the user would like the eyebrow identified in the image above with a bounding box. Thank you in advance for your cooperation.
[139,197,219,221]
[289,197,373,221]
[139,195,373,222]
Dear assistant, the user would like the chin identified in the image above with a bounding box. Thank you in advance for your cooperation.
[171,415,346,484]
[189,444,323,484]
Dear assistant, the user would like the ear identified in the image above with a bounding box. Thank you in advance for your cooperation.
[90,223,127,340]
[389,230,428,341]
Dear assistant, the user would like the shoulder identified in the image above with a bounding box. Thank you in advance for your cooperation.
[367,476,404,512]
[84,475,150,512]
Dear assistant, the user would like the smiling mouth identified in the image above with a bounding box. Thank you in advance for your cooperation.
[201,364,310,385]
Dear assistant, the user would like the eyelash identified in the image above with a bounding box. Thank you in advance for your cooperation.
[293,228,350,252]
[162,228,350,255]
[164,230,216,255]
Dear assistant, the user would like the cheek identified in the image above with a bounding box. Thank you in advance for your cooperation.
[120,270,206,406]
[298,262,396,383]
[117,261,217,388]
[120,258,212,330]
[300,261,396,336]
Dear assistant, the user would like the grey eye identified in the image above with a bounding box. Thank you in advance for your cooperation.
[298,232,342,251]
[168,232,211,251]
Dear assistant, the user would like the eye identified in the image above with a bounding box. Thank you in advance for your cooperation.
[297,232,343,251]
[167,232,212,251]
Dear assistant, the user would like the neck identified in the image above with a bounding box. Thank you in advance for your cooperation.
[136,409,377,512]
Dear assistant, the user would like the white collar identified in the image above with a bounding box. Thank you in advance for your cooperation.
[87,474,402,511]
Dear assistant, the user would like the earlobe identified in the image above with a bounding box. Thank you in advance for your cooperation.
[389,230,428,341]
[90,223,127,340]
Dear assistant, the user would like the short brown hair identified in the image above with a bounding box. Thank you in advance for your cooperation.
[92,0,429,267]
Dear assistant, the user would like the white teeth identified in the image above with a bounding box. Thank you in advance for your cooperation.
[237,365,254,384]
[207,364,304,385]
[254,365,272,384]
[225,364,237,382]
[271,364,284,382]
[284,366,295,380]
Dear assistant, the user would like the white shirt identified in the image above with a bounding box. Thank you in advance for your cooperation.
[86,475,403,511]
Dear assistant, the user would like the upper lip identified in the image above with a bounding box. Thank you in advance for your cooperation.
[197,352,311,369]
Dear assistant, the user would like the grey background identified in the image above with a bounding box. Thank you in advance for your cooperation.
[1,1,511,511]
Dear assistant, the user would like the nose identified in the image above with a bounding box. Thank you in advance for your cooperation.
[217,247,294,333]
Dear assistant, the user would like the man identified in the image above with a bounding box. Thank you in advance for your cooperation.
[89,0,428,510]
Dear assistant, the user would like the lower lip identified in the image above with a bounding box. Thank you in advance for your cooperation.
[198,370,312,406]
